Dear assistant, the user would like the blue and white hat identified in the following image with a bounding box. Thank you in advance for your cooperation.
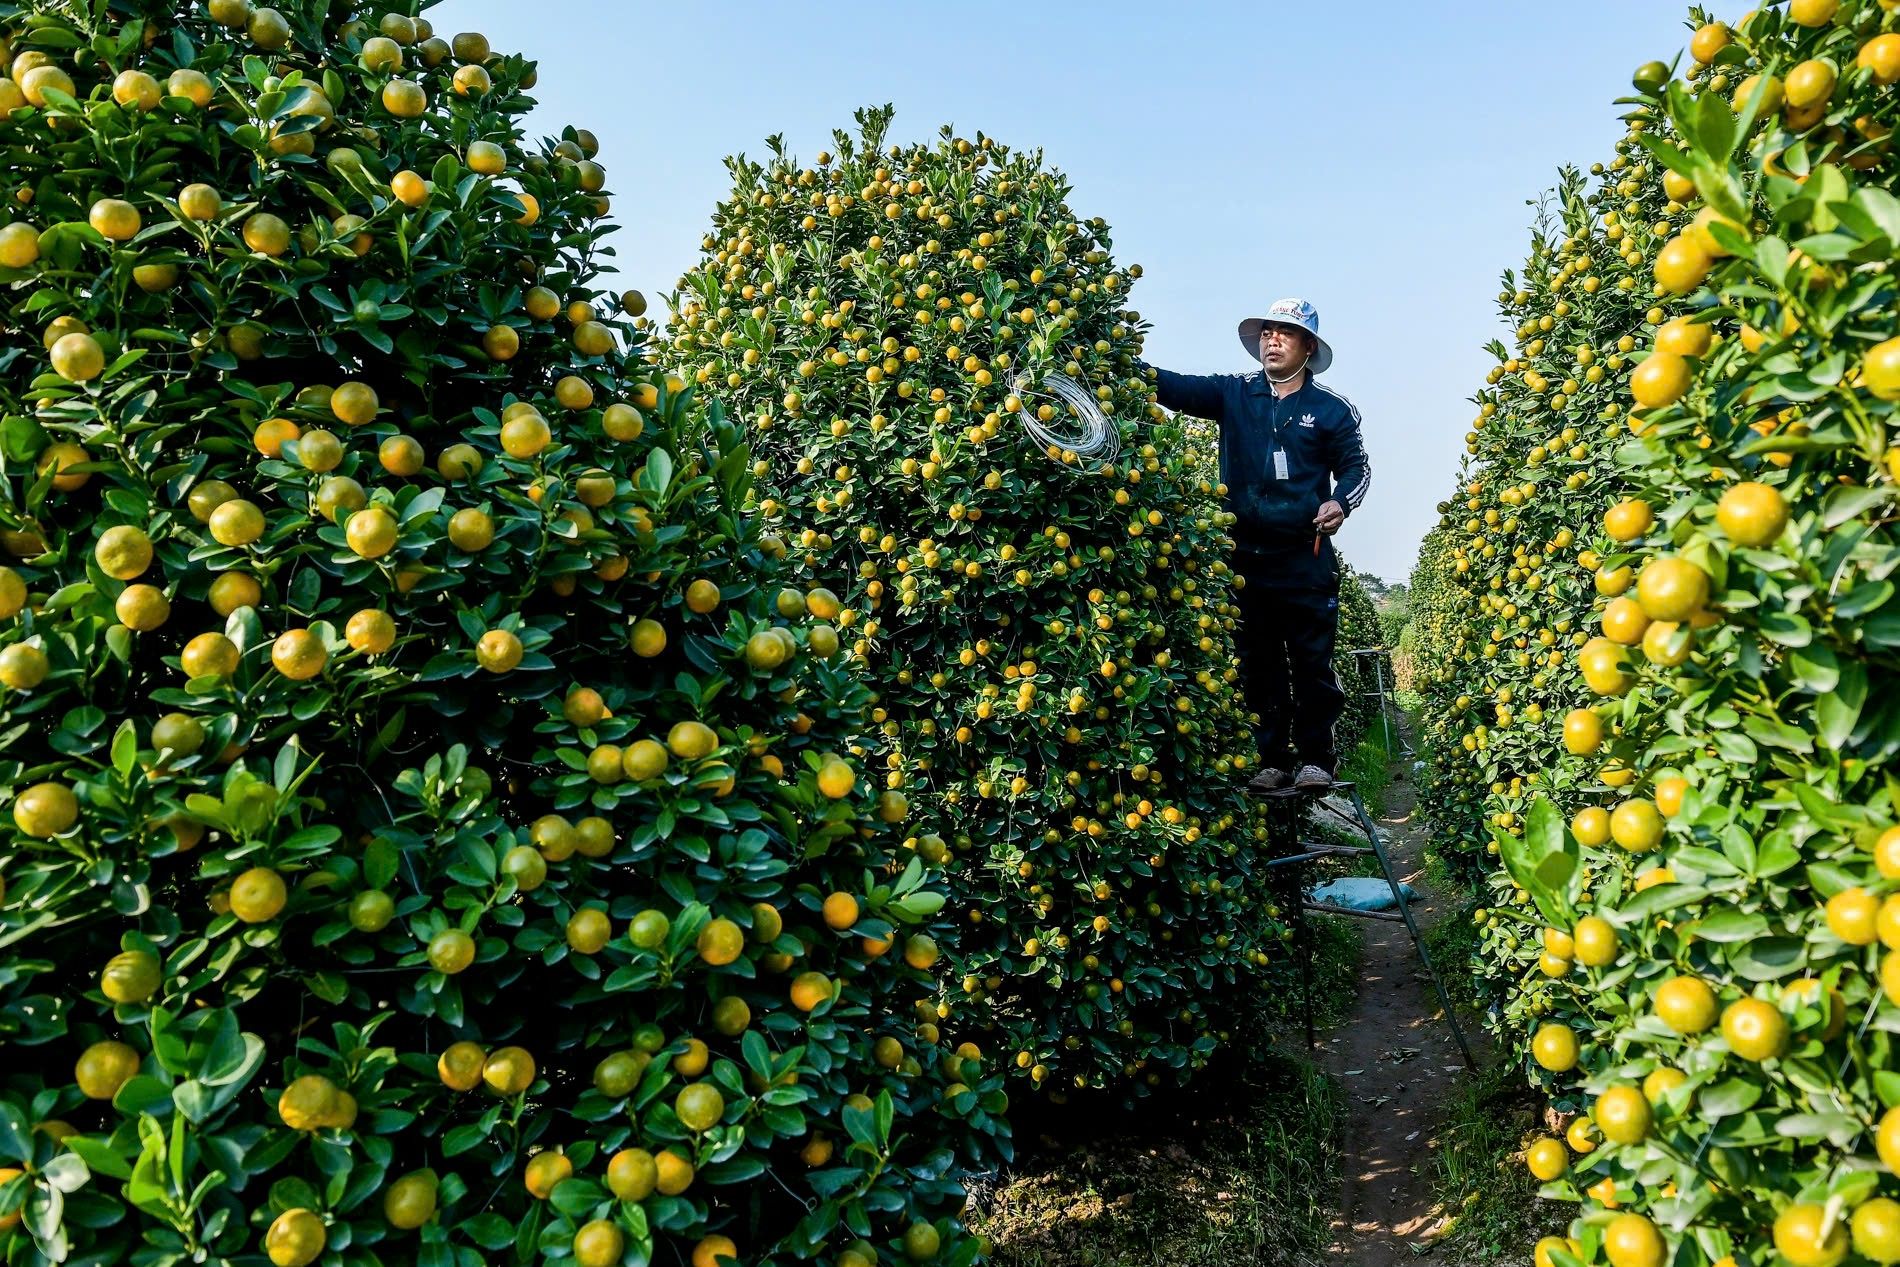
[1238,297,1333,375]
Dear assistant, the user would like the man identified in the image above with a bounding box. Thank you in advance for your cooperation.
[1145,297,1371,791]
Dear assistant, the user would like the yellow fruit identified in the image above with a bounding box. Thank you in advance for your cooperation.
[382,78,426,117]
[242,212,290,256]
[1655,975,1717,1034]
[0,643,47,691]
[1609,799,1663,852]
[437,1041,485,1091]
[692,1234,738,1267]
[427,929,475,974]
[1721,997,1789,1061]
[668,720,717,760]
[476,629,523,673]
[1603,1214,1664,1267]
[482,1046,536,1096]
[1594,1085,1652,1145]
[1629,353,1691,410]
[391,170,430,207]
[100,950,161,1004]
[1690,22,1729,63]
[817,758,857,798]
[573,1221,624,1267]
[0,221,40,268]
[698,918,744,966]
[1530,1023,1578,1072]
[654,1149,694,1195]
[1635,557,1710,622]
[383,1169,438,1230]
[592,1148,656,1204]
[75,1039,140,1099]
[903,1222,942,1262]
[181,633,240,679]
[346,609,396,655]
[1862,338,1900,400]
[277,1074,348,1130]
[1716,482,1788,547]
[1862,34,1900,87]
[88,198,141,241]
[565,907,611,954]
[1577,637,1634,696]
[271,629,327,680]
[114,584,169,632]
[675,1081,725,1131]
[265,1209,326,1267]
[500,411,551,457]
[14,781,76,837]
[94,525,153,580]
[331,380,379,426]
[1600,597,1649,645]
[1602,498,1653,542]
[1653,234,1713,294]
[1854,1199,1900,1265]
[1571,806,1610,847]
[1785,58,1837,110]
[49,331,105,381]
[790,970,832,1012]
[209,498,267,547]
[1524,1136,1567,1180]
[630,618,667,656]
[178,183,221,219]
[230,867,287,922]
[1789,0,1840,26]
[1776,1203,1849,1267]
[822,891,860,930]
[1561,708,1602,755]
[524,1150,573,1199]
[1827,887,1879,944]
[686,578,722,613]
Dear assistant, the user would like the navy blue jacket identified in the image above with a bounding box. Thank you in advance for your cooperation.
[1148,366,1370,590]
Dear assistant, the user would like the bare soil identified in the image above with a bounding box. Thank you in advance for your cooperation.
[1310,768,1493,1263]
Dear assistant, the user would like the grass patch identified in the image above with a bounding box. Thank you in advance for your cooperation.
[1262,912,1363,1033]
[1422,1059,1563,1261]
[1420,849,1487,1021]
[974,1046,1342,1267]
[1336,722,1395,816]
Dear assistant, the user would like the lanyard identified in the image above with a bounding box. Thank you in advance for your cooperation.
[1265,380,1300,478]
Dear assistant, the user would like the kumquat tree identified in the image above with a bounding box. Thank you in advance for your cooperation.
[664,107,1289,1100]
[0,4,1001,1266]
[1412,2,1900,1265]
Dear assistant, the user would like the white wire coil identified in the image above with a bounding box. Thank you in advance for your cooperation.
[1011,369,1121,468]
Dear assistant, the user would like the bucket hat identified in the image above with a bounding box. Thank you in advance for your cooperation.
[1238,297,1333,375]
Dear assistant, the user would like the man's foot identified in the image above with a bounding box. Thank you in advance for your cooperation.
[1247,768,1293,791]
[1294,764,1333,791]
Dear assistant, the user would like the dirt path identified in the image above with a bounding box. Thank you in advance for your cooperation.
[1309,764,1488,1264]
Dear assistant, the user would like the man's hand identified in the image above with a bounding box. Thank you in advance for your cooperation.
[1314,500,1345,535]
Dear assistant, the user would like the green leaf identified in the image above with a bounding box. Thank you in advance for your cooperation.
[1492,795,1576,925]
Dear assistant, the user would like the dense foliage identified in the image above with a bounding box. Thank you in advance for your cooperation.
[664,107,1284,1098]
[0,6,1000,1266]
[1411,3,1900,1265]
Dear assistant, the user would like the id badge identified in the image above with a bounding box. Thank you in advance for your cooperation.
[1272,449,1289,481]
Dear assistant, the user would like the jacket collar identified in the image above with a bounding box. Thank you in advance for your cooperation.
[1250,369,1309,400]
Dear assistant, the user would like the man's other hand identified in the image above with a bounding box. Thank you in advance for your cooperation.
[1314,500,1345,534]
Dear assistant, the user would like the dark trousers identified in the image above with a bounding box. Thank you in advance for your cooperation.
[1234,581,1344,773]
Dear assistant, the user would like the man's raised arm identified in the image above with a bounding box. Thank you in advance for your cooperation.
[1142,363,1229,421]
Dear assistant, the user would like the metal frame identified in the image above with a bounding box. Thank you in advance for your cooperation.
[1254,780,1475,1071]
[1346,646,1415,759]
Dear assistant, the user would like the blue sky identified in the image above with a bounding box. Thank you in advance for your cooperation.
[446,0,1700,585]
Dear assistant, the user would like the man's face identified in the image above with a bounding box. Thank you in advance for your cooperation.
[1258,323,1315,375]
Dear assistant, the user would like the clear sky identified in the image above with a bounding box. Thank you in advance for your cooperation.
[443,0,1700,584]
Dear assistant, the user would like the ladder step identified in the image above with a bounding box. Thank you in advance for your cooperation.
[1302,901,1405,923]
